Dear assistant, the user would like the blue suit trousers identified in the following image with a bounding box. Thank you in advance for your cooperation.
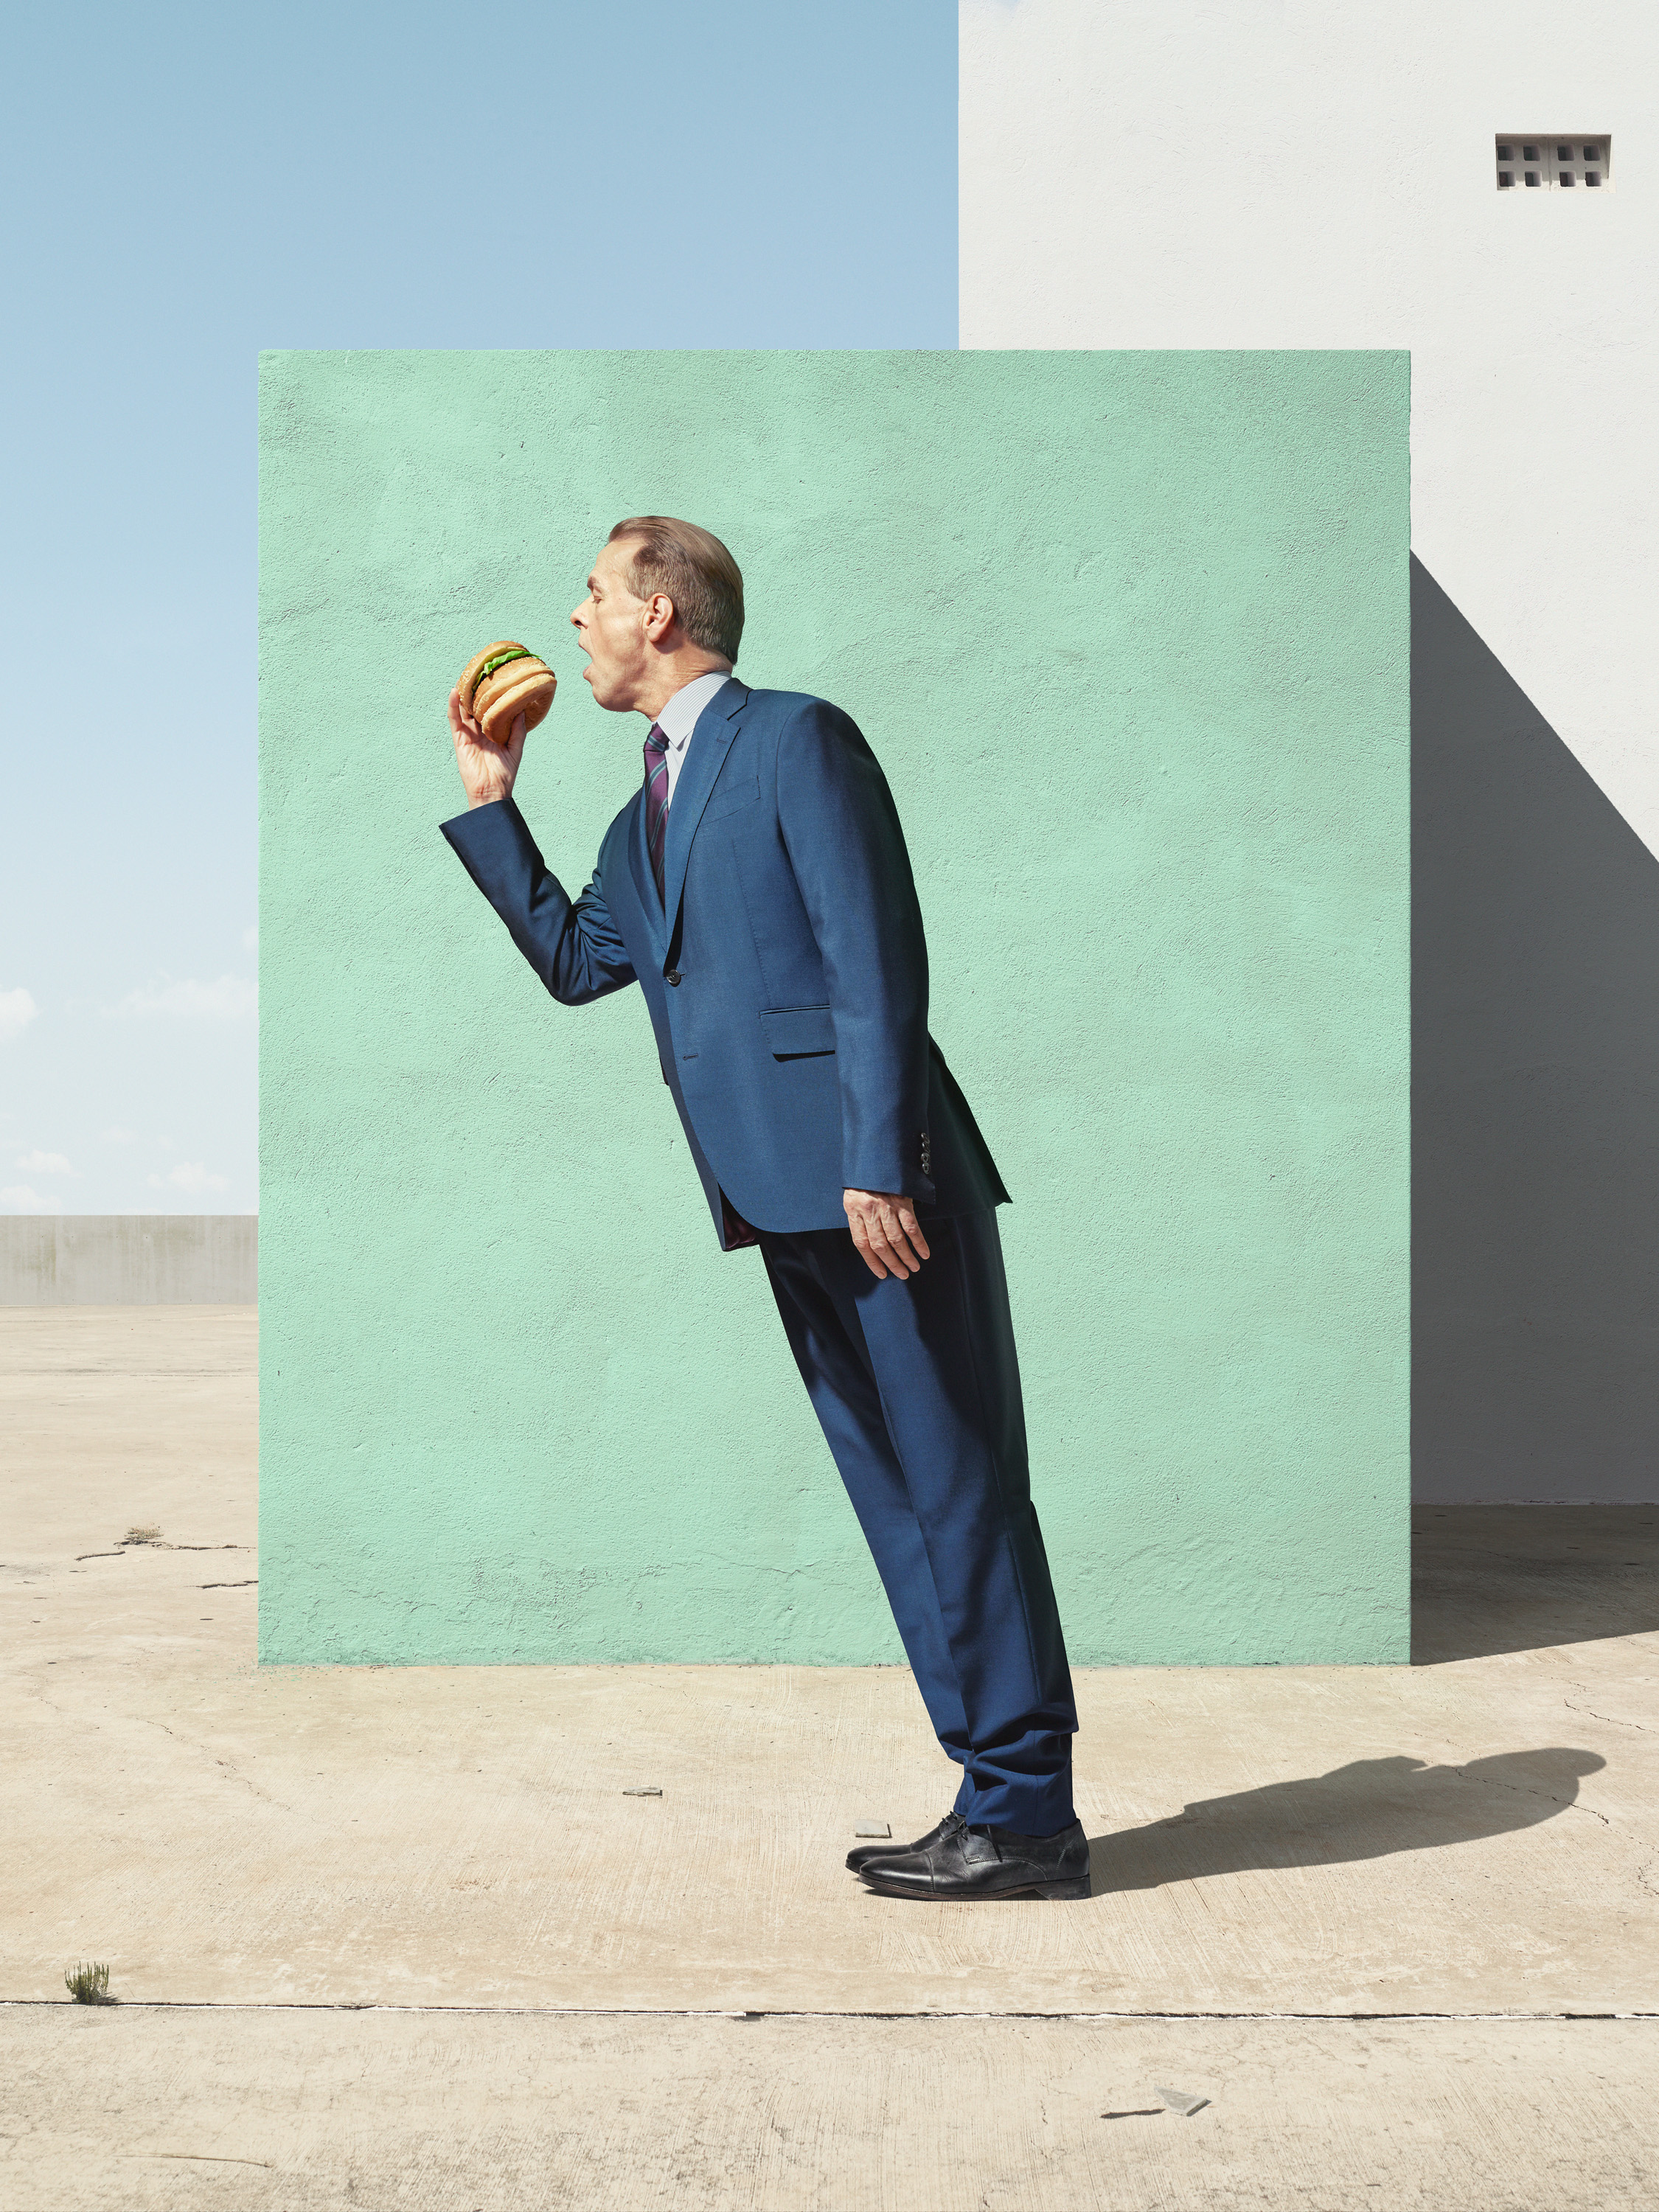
[758,1207,1078,1835]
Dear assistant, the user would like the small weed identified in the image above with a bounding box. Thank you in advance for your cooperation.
[120,1526,166,1547]
[66,1961,116,2005]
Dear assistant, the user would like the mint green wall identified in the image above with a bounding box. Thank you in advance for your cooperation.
[258,349,1408,1666]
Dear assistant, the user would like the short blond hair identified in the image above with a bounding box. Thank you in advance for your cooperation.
[608,515,744,664]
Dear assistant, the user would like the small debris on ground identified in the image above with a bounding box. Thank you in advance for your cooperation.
[1155,2085,1210,2118]
[854,1822,891,1838]
[1101,2109,1165,2121]
[120,1526,167,1548]
[622,1787,663,1797]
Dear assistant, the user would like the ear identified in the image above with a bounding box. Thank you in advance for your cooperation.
[642,591,678,645]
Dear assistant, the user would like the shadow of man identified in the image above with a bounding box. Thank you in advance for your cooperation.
[1087,1747,1604,1897]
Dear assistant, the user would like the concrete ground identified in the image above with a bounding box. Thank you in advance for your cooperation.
[2,1308,1657,2208]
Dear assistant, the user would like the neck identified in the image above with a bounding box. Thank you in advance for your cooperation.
[633,657,731,721]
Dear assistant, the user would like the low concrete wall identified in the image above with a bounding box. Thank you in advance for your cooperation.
[0,1217,257,1304]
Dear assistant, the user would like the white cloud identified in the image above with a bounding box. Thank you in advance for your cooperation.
[101,1125,140,1145]
[0,988,38,1043]
[15,1150,75,1178]
[116,973,256,1020]
[0,1183,51,1210]
[147,1161,230,1194]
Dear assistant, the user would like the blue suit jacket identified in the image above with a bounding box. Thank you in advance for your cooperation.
[442,678,1008,1247]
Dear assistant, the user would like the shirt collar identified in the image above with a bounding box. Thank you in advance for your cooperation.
[653,667,734,751]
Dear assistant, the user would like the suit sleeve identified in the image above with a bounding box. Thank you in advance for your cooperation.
[441,797,636,1006]
[776,700,935,1203]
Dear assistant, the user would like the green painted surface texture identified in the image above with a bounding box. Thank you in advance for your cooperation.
[258,350,1409,1666]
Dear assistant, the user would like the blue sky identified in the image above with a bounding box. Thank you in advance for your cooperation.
[0,1,956,1214]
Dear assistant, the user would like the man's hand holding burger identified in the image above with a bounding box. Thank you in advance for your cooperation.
[449,685,528,809]
[449,641,556,810]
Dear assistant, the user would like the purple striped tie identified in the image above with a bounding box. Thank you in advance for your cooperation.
[643,724,669,902]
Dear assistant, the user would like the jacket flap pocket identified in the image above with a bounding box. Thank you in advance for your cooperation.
[759,1004,836,1057]
[703,775,762,822]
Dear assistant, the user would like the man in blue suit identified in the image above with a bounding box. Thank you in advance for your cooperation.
[443,516,1085,1901]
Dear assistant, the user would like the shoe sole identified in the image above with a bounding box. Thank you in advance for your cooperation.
[859,1872,1091,1902]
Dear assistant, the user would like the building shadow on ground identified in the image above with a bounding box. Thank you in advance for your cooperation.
[1412,1503,1659,1663]
[1085,1745,1602,1896]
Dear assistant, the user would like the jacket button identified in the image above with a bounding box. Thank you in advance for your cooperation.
[665,970,682,987]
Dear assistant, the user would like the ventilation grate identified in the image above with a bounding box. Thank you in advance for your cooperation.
[1496,136,1611,190]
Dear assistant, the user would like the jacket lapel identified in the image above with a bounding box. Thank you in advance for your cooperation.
[661,679,749,939]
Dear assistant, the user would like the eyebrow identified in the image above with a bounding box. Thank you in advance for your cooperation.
[586,575,599,592]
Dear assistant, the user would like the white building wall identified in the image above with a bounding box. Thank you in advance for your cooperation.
[962,0,1659,1502]
[962,0,1658,852]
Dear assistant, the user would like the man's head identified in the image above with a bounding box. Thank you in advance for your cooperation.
[571,516,744,714]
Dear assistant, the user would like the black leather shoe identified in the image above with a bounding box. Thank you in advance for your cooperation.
[858,1816,1090,1900]
[846,1810,964,1874]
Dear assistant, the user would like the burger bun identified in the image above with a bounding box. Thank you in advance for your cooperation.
[458,641,557,744]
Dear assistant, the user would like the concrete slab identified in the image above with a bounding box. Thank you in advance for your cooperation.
[4,2008,1656,2210]
[2,1310,1656,2020]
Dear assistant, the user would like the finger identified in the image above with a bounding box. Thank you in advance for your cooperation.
[866,1214,912,1279]
[874,1201,924,1275]
[897,1206,931,1265]
[877,1203,923,1273]
[847,1208,888,1280]
[506,712,528,765]
[849,1208,882,1272]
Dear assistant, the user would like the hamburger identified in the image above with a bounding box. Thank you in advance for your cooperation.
[457,641,557,744]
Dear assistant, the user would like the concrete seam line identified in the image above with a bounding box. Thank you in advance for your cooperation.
[3,2002,1655,2023]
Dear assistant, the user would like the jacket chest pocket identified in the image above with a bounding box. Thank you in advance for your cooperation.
[701,775,762,824]
[759,1004,836,1059]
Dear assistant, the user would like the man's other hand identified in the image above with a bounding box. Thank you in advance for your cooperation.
[449,685,528,809]
[844,1190,931,1279]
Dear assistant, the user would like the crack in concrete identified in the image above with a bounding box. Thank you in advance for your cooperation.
[1447,1764,1613,1829]
[3,1999,1657,2022]
[122,1712,292,1812]
[1564,1694,1649,1735]
[1567,1801,1614,1829]
[13,1682,291,1812]
[70,1543,250,1562]
[123,2152,276,2168]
